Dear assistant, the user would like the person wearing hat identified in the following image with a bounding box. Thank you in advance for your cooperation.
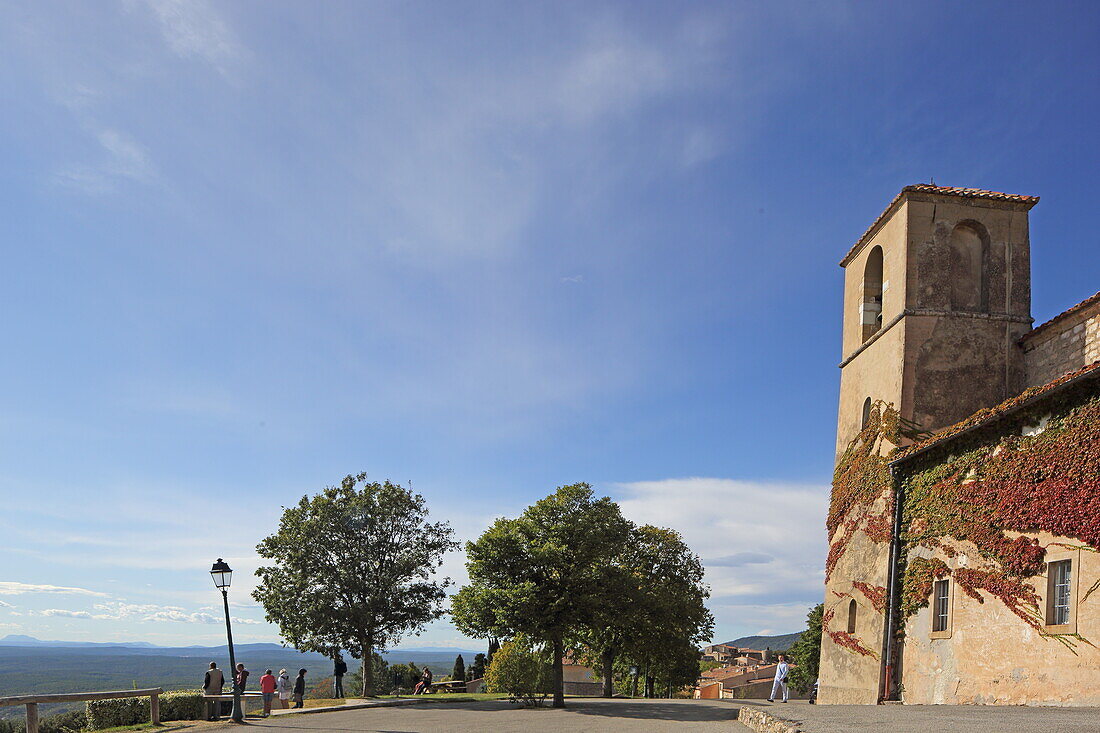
[276,669,292,709]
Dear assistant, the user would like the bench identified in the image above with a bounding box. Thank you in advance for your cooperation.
[202,691,267,717]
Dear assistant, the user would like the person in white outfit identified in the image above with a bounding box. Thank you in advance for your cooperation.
[276,669,292,709]
[768,655,790,703]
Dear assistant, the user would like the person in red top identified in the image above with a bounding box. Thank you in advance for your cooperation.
[259,669,277,717]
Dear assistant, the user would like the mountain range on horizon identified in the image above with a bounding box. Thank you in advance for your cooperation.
[718,632,803,652]
[1,631,807,656]
[0,635,479,654]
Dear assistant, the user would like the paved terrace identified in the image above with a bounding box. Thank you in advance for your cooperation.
[254,698,746,732]
[244,697,1100,733]
[736,699,1100,733]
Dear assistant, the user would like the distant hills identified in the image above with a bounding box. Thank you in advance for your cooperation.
[0,636,481,718]
[0,635,477,655]
[0,635,160,649]
[720,632,803,652]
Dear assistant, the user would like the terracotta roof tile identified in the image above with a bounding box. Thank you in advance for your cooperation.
[840,184,1040,267]
[1021,290,1100,343]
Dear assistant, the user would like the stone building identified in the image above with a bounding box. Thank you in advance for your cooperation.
[819,184,1100,705]
[695,662,793,700]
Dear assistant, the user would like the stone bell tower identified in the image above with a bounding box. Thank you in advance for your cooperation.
[836,184,1037,454]
[819,185,1038,706]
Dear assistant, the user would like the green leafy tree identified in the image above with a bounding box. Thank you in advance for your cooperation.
[580,525,713,697]
[787,604,823,693]
[253,473,457,697]
[484,635,551,707]
[451,483,633,708]
[452,654,465,682]
[468,652,487,681]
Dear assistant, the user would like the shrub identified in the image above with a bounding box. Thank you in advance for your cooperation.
[484,636,551,707]
[85,691,204,730]
[40,709,87,733]
[0,709,86,733]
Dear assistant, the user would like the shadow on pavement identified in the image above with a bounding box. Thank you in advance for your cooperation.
[550,699,740,722]
[251,699,740,725]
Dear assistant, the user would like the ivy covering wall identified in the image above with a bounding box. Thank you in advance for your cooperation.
[896,368,1100,649]
[825,363,1100,656]
[823,400,902,658]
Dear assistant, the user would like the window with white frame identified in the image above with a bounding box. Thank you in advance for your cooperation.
[932,579,950,633]
[1049,560,1072,626]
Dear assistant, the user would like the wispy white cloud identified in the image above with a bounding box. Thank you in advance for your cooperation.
[40,608,94,619]
[80,602,263,625]
[97,129,155,181]
[355,12,731,263]
[54,128,155,194]
[136,0,242,75]
[680,126,725,168]
[0,582,108,597]
[615,477,828,636]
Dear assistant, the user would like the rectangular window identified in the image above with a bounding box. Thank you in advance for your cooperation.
[1049,560,1072,626]
[932,579,950,633]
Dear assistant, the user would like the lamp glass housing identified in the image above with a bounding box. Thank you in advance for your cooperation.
[210,559,233,590]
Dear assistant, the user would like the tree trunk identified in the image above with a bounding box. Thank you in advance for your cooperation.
[551,636,565,708]
[361,637,374,697]
[601,647,615,698]
[645,674,654,699]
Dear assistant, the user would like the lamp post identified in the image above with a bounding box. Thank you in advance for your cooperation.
[210,559,244,723]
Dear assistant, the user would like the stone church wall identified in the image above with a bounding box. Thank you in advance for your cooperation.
[894,375,1100,705]
[901,532,1100,705]
[1022,294,1100,388]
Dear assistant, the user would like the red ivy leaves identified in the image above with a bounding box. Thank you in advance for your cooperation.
[826,402,901,582]
[953,568,1042,630]
[899,390,1100,628]
[901,556,950,619]
[822,608,878,658]
[853,581,888,613]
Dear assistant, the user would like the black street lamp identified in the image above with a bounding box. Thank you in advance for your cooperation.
[210,559,244,723]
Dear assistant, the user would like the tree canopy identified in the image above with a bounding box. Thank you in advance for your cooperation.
[253,473,457,696]
[452,654,465,682]
[584,524,714,697]
[451,483,633,707]
[452,483,713,705]
[468,652,487,681]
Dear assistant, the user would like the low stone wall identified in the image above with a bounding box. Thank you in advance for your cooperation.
[737,707,802,733]
[562,681,603,696]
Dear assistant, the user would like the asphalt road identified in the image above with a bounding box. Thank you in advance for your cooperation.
[250,698,747,732]
[741,699,1100,733]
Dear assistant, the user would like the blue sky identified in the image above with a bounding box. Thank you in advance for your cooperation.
[1,1,1097,649]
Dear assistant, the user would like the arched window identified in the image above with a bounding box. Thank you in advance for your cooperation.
[949,223,986,312]
[861,246,884,342]
[847,599,857,634]
[861,398,873,430]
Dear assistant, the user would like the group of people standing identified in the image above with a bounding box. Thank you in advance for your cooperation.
[202,662,308,719]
